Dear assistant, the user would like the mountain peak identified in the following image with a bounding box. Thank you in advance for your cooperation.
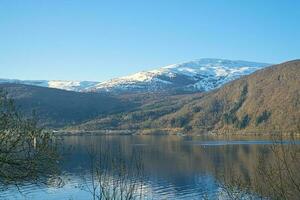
[88,58,271,93]
[0,58,272,93]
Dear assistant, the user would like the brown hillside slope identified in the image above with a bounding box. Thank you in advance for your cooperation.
[158,60,300,133]
[71,60,300,134]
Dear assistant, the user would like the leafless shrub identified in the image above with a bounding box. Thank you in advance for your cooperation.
[0,90,60,191]
[79,142,145,200]
[220,134,300,200]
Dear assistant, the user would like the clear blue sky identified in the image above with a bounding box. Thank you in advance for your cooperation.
[0,0,299,81]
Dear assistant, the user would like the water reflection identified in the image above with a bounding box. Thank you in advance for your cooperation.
[1,135,299,199]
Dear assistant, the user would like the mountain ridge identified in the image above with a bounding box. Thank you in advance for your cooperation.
[70,60,300,134]
[0,79,99,92]
[87,58,271,93]
[0,58,271,94]
[0,59,298,134]
[0,83,137,127]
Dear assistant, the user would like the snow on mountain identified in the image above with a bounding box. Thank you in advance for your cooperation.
[47,80,99,91]
[87,58,271,93]
[0,58,272,93]
[0,79,99,92]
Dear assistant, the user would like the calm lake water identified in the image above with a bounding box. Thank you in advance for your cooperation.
[1,135,300,200]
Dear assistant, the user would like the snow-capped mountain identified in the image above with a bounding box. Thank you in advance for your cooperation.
[0,79,99,92]
[0,58,272,93]
[87,58,271,93]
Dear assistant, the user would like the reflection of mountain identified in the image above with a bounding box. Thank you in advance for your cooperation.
[61,135,273,198]
[3,135,295,199]
[62,135,266,173]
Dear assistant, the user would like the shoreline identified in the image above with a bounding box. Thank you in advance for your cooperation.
[53,129,300,138]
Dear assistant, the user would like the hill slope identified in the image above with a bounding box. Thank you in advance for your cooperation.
[0,84,136,128]
[72,60,300,134]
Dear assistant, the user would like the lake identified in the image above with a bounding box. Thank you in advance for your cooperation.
[1,135,300,200]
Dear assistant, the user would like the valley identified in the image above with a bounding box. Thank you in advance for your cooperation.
[1,59,299,135]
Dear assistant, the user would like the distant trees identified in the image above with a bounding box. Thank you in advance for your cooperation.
[255,110,271,125]
[223,84,250,129]
[208,99,222,115]
[170,116,189,127]
[237,114,251,129]
[222,84,273,130]
[223,113,238,125]
[0,90,59,188]
[192,106,202,113]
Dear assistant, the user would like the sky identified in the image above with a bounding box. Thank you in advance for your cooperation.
[0,0,299,81]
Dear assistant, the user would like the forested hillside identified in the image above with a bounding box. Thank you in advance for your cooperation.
[1,60,299,134]
[72,60,300,134]
[0,84,137,127]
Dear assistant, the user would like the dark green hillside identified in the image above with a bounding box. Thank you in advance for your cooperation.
[0,84,137,128]
[72,60,300,134]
